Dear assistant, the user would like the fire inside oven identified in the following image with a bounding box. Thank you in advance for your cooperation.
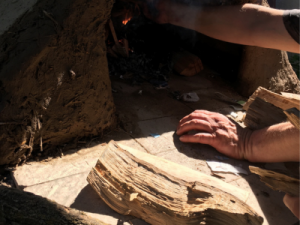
[106,0,243,89]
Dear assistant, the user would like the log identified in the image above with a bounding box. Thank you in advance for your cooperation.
[109,19,128,57]
[173,51,203,76]
[244,97,287,129]
[249,166,300,197]
[0,186,108,225]
[284,108,300,130]
[87,141,263,225]
[0,0,117,166]
[243,87,300,111]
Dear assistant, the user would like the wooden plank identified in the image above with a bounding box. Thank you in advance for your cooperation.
[108,19,119,45]
[284,108,300,130]
[244,97,287,129]
[87,141,263,225]
[249,166,300,196]
[123,38,129,57]
[243,87,300,111]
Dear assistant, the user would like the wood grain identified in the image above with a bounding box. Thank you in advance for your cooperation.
[244,97,287,129]
[243,87,300,111]
[249,166,300,196]
[87,141,263,225]
[284,108,300,130]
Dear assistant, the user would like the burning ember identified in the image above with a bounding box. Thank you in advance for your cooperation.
[122,16,131,25]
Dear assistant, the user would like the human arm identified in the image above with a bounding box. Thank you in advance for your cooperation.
[176,110,300,162]
[247,121,300,162]
[145,2,300,53]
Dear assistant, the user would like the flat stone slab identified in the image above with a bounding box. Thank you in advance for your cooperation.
[12,129,149,225]
[24,172,147,225]
[12,144,107,188]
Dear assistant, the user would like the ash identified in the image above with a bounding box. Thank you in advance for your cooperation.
[107,16,178,86]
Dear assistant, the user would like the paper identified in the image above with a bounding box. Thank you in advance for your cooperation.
[182,92,199,102]
[206,161,248,175]
[230,112,238,118]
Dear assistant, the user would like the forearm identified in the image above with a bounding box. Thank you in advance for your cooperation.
[167,3,299,53]
[245,122,300,163]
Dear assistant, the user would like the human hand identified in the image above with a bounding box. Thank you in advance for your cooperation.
[283,194,300,219]
[176,110,252,160]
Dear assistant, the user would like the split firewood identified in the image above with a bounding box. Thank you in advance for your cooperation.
[108,19,128,57]
[244,97,287,129]
[281,92,300,101]
[0,186,108,225]
[243,87,300,111]
[123,38,129,57]
[87,141,263,225]
[249,166,300,197]
[107,47,119,58]
[173,51,203,76]
[108,19,119,45]
[284,108,300,130]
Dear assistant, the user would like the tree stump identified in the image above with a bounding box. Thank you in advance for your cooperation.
[87,141,264,225]
[0,0,116,166]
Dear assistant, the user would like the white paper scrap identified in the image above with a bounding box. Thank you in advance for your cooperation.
[230,111,238,118]
[182,92,199,102]
[206,161,248,175]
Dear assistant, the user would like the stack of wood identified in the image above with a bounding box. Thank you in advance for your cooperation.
[242,86,300,196]
[87,141,263,225]
[242,86,300,130]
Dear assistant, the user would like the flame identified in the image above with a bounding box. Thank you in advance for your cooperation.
[122,17,131,25]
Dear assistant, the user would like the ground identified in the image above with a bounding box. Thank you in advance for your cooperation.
[10,68,299,225]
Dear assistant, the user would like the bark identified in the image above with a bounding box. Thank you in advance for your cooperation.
[0,0,116,166]
[87,141,263,225]
[0,186,109,225]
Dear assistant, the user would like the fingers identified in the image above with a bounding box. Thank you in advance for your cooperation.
[283,194,300,219]
[179,133,214,145]
[177,110,211,129]
[177,119,213,135]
